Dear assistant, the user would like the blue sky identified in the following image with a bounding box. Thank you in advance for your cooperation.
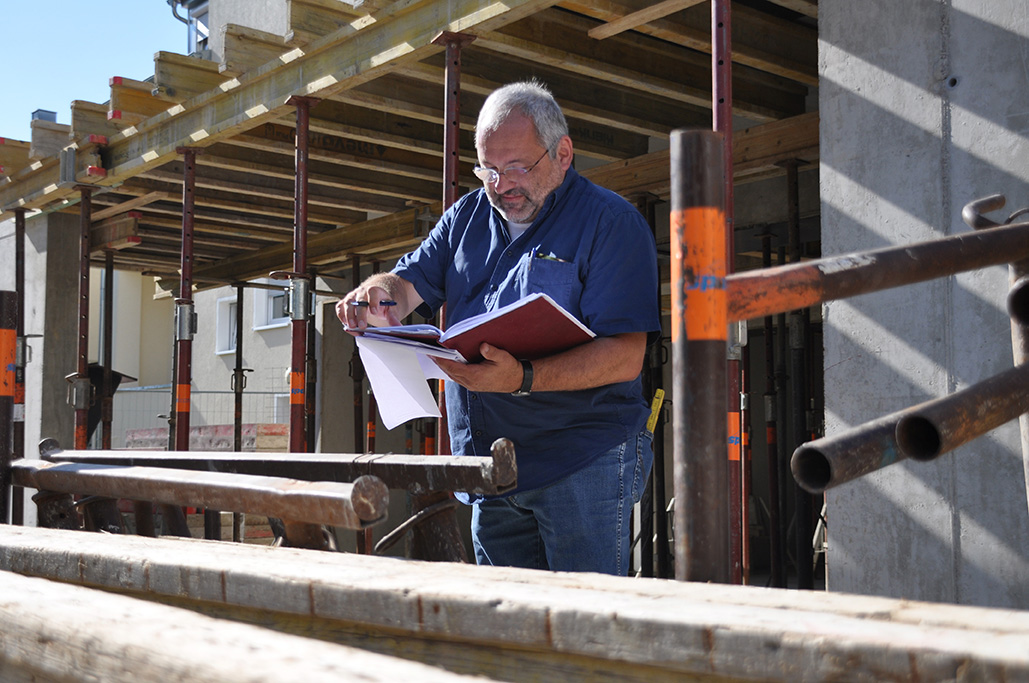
[0,1,186,142]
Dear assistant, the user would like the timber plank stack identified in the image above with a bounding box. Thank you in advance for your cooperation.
[0,526,1026,682]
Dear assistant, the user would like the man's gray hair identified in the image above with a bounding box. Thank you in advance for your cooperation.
[475,80,569,156]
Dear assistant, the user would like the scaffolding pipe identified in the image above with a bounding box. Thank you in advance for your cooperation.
[73,188,92,450]
[1,291,15,524]
[792,362,1029,493]
[101,253,114,449]
[350,254,365,455]
[962,194,1029,518]
[670,129,729,583]
[712,0,743,587]
[785,160,813,590]
[761,236,785,587]
[12,209,26,524]
[288,96,318,454]
[728,220,1029,322]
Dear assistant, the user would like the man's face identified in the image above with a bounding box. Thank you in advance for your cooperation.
[476,114,568,224]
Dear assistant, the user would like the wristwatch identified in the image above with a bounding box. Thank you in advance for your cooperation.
[511,359,533,397]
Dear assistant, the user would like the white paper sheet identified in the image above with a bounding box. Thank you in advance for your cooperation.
[355,336,452,429]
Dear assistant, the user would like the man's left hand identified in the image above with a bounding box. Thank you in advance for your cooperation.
[432,343,522,393]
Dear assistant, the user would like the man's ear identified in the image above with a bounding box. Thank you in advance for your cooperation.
[556,135,574,171]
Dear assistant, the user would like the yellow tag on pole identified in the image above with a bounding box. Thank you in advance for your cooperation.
[646,388,665,434]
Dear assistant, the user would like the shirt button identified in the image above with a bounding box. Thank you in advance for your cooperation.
[474,430,483,437]
[490,284,497,291]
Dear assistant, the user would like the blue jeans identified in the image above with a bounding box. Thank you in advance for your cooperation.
[471,430,653,576]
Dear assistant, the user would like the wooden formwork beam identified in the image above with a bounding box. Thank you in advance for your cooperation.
[1,527,1026,683]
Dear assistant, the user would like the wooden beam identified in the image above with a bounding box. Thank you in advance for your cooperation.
[767,0,818,19]
[219,24,290,77]
[108,77,175,125]
[588,0,705,40]
[0,569,483,683]
[70,101,125,140]
[153,51,230,101]
[29,119,70,160]
[3,527,1028,683]
[562,0,818,86]
[90,191,175,221]
[0,138,30,178]
[90,212,141,252]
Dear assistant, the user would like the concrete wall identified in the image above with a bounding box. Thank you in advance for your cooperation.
[820,0,1029,607]
[207,0,289,61]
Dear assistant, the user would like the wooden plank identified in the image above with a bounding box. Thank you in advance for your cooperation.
[90,190,175,221]
[70,100,125,139]
[29,119,70,160]
[767,0,817,19]
[562,0,818,86]
[153,51,230,101]
[109,76,174,122]
[0,0,559,213]
[1,527,1027,683]
[0,570,481,682]
[0,138,30,177]
[588,0,705,40]
[89,212,141,252]
[219,24,290,77]
[287,0,368,46]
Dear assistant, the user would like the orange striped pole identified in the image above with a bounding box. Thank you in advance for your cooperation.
[1,291,15,523]
[670,129,729,583]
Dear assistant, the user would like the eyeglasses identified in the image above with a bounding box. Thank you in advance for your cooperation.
[472,149,550,186]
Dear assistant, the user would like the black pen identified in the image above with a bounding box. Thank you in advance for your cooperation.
[348,300,397,307]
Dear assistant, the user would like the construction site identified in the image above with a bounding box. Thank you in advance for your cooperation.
[1,0,1028,680]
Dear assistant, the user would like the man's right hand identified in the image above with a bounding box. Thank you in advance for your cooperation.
[335,285,403,334]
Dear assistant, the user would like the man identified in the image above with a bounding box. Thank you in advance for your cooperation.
[336,81,660,575]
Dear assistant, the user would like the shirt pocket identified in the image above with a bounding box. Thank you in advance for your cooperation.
[524,256,581,314]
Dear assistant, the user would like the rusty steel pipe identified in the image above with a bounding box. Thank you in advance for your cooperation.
[74,187,92,450]
[962,194,1029,518]
[1,291,16,524]
[12,459,388,530]
[288,96,318,454]
[895,362,1029,463]
[671,129,729,583]
[727,220,1029,322]
[13,209,26,524]
[793,363,1029,493]
[174,148,199,452]
[41,437,517,496]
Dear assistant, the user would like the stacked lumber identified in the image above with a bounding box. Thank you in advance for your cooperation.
[0,526,1026,682]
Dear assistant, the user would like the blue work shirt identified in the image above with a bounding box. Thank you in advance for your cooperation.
[393,167,660,500]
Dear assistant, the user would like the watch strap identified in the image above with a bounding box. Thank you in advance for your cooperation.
[511,359,533,396]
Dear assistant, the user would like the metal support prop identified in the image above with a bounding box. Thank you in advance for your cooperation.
[761,236,785,587]
[232,283,247,541]
[101,252,114,449]
[13,209,26,524]
[670,130,729,583]
[1,291,15,524]
[349,255,365,455]
[785,160,813,590]
[168,147,200,539]
[73,187,93,450]
[712,0,743,586]
[288,96,318,454]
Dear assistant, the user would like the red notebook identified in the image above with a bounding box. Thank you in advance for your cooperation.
[359,293,595,362]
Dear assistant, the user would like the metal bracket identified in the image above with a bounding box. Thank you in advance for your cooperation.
[174,300,197,341]
[290,278,311,320]
[64,372,92,410]
[414,206,440,237]
[727,320,748,361]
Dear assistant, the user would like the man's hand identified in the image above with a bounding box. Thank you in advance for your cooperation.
[335,284,403,334]
[432,343,523,393]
